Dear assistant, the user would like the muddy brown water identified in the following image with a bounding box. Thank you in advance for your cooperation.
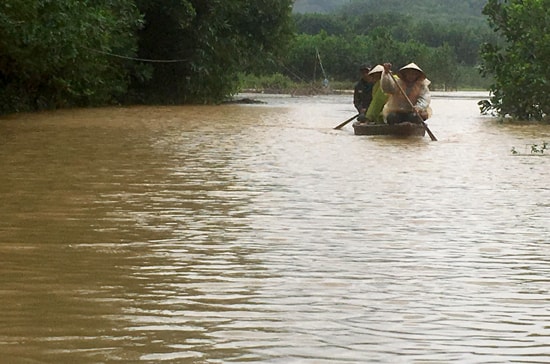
[1,92,549,363]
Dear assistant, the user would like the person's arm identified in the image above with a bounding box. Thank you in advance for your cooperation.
[414,81,431,110]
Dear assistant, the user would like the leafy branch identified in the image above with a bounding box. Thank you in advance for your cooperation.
[511,142,548,155]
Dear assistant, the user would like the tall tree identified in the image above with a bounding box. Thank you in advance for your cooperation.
[479,0,550,121]
[132,0,294,104]
[0,0,142,114]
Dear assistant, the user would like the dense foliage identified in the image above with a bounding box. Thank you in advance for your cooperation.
[479,0,549,121]
[0,0,141,113]
[293,0,486,18]
[132,0,294,104]
[4,0,542,117]
[293,0,349,13]
[283,1,497,90]
[282,31,459,89]
[0,0,293,114]
[338,0,486,21]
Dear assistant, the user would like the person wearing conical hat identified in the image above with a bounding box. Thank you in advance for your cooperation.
[365,65,389,124]
[380,62,432,124]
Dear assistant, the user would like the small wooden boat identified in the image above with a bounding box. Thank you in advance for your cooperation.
[352,121,426,137]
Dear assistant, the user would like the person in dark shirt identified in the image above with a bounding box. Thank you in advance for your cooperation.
[353,63,374,123]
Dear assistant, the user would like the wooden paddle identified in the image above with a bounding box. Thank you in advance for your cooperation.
[334,113,359,130]
[388,70,437,141]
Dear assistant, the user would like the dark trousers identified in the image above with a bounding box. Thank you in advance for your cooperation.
[386,112,420,125]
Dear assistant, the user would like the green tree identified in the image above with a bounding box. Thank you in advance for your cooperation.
[132,0,294,104]
[283,32,374,82]
[290,4,495,89]
[0,0,142,114]
[423,43,459,90]
[479,0,550,121]
[293,13,348,35]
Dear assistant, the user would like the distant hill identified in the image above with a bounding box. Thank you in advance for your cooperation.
[293,0,488,23]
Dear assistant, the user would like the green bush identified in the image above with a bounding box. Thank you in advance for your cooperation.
[479,0,549,121]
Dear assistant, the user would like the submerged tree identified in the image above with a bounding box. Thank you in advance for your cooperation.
[0,0,294,114]
[132,0,294,104]
[479,0,550,121]
[0,0,142,114]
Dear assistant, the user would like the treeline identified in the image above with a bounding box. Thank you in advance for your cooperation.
[277,0,498,90]
[292,0,350,14]
[0,0,294,115]
[2,0,544,121]
[337,0,486,21]
[294,0,486,19]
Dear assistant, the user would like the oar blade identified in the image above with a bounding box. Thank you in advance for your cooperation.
[334,114,359,130]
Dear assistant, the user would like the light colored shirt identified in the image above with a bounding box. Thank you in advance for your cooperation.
[380,70,431,116]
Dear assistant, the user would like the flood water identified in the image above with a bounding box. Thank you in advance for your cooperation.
[1,92,549,363]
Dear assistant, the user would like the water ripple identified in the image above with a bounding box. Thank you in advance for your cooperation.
[1,96,549,362]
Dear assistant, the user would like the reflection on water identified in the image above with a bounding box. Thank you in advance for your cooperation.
[1,93,549,363]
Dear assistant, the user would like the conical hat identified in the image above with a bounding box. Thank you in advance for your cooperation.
[398,63,426,80]
[368,64,384,75]
[399,63,424,73]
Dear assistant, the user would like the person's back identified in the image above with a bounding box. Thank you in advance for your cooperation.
[353,64,374,122]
